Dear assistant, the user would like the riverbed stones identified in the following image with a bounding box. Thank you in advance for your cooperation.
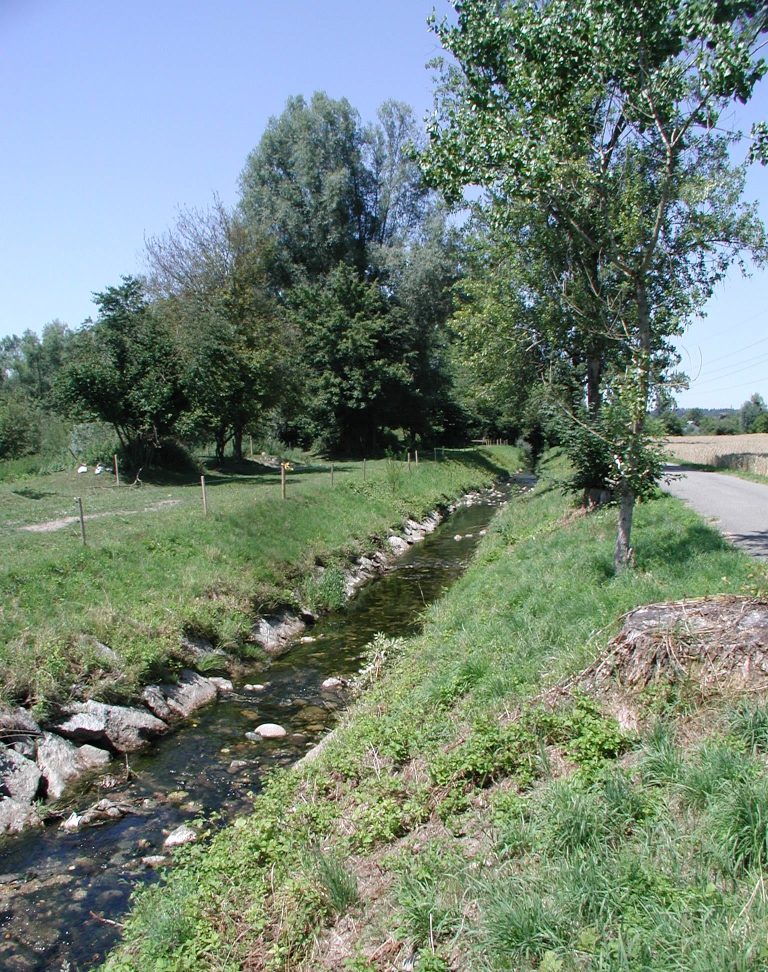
[0,797,42,835]
[253,723,287,739]
[142,670,218,721]
[209,676,234,693]
[0,744,42,804]
[53,700,168,752]
[164,824,197,847]
[60,798,132,832]
[252,613,306,654]
[0,706,41,745]
[387,535,409,554]
[36,733,111,800]
[321,677,347,690]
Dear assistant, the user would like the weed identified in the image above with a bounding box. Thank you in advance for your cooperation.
[729,701,768,753]
[307,849,359,914]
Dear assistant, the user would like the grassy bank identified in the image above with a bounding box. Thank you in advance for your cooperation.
[103,460,768,971]
[0,449,520,711]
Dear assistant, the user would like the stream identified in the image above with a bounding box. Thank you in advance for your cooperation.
[0,487,508,971]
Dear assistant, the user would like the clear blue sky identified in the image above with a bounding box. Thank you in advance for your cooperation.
[1,0,766,410]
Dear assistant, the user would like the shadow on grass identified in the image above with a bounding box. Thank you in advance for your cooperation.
[636,521,731,570]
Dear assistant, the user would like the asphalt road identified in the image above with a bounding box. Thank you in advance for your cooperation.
[663,465,768,560]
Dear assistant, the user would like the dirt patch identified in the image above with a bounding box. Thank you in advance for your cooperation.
[20,499,180,533]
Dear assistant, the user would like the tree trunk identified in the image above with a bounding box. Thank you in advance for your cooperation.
[233,426,243,461]
[614,485,635,571]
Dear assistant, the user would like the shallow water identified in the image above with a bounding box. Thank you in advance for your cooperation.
[0,488,508,971]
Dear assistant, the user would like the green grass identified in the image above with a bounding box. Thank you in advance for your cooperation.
[0,448,521,710]
[101,468,768,972]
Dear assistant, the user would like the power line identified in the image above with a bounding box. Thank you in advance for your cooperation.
[691,350,768,386]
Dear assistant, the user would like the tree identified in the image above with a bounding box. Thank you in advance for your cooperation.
[145,200,284,461]
[238,93,432,285]
[740,392,767,432]
[55,277,186,470]
[288,263,418,455]
[239,93,373,284]
[422,0,767,568]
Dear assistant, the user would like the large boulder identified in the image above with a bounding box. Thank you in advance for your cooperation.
[0,706,41,744]
[0,797,42,835]
[0,743,42,803]
[36,732,111,800]
[252,613,306,655]
[52,701,168,753]
[142,670,218,721]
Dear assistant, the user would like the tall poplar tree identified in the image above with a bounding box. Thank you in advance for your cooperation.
[422,0,767,568]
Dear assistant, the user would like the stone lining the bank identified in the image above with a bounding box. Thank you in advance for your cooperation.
[0,495,494,837]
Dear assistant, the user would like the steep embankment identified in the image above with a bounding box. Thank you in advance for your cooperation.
[103,462,768,972]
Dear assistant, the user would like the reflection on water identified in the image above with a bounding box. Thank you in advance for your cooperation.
[0,489,508,971]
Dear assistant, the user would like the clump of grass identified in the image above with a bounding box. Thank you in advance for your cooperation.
[729,701,768,753]
[307,849,359,914]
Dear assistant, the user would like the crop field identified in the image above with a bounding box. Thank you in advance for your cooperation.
[665,434,768,476]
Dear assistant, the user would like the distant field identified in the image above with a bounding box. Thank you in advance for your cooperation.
[665,434,768,476]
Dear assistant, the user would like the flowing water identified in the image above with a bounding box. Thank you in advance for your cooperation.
[0,487,508,971]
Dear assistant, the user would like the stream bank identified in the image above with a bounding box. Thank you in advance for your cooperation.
[0,484,512,972]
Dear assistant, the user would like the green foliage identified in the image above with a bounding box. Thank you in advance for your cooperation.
[0,390,42,459]
[422,0,767,564]
[55,277,186,471]
[429,717,540,791]
[740,393,767,433]
[537,696,632,779]
[288,263,419,455]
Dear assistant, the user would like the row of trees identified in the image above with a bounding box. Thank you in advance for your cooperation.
[420,0,767,567]
[2,1,766,572]
[1,97,472,466]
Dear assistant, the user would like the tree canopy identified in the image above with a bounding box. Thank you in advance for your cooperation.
[422,0,767,567]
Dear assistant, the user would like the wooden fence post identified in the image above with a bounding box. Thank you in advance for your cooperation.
[201,475,208,515]
[415,450,419,465]
[331,463,335,487]
[75,497,86,546]
[113,454,120,487]
[281,463,287,500]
